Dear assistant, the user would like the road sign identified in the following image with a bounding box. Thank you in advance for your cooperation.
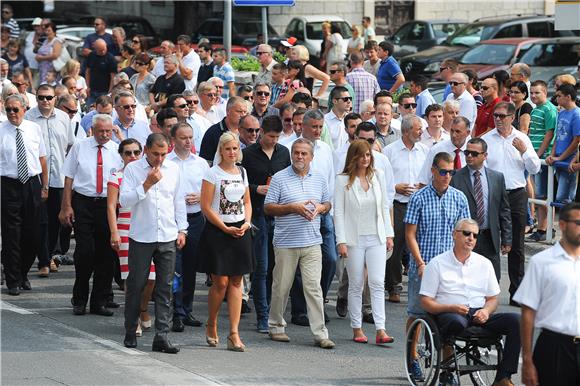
[233,0,295,6]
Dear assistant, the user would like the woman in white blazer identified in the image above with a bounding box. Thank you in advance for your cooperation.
[334,139,395,344]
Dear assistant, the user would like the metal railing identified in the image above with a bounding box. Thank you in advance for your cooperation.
[527,160,555,243]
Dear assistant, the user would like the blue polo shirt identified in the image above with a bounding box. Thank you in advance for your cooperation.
[264,165,329,248]
[377,56,402,91]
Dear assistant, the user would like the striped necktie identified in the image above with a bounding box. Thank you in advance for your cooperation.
[473,170,485,226]
[15,127,29,183]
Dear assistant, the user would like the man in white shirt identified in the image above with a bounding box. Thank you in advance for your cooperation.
[324,86,352,150]
[514,202,580,386]
[151,40,175,78]
[112,92,151,147]
[1,94,48,295]
[197,81,224,125]
[11,72,37,110]
[176,35,201,92]
[167,123,209,332]
[445,73,477,129]
[25,85,75,277]
[120,133,188,353]
[420,104,449,148]
[420,218,521,386]
[59,114,123,315]
[482,102,540,304]
[383,115,428,303]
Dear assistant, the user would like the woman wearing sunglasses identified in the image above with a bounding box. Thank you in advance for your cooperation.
[130,53,155,107]
[107,139,155,337]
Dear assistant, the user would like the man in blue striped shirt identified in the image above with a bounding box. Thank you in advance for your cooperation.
[264,138,335,349]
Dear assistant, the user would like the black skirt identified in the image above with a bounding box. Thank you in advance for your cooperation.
[197,220,254,276]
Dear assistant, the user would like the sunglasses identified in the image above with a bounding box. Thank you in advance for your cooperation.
[403,103,417,109]
[283,118,292,123]
[337,96,352,102]
[12,82,25,87]
[480,86,490,91]
[464,150,484,157]
[62,105,78,114]
[256,91,270,97]
[186,100,199,105]
[329,69,342,74]
[132,40,140,44]
[493,113,512,119]
[362,137,375,144]
[243,96,254,101]
[437,168,456,176]
[120,104,137,110]
[563,219,580,225]
[5,107,20,113]
[256,51,270,55]
[458,230,479,237]
[245,128,260,134]
[175,104,188,109]
[135,62,147,66]
[37,95,55,101]
[123,150,142,156]
[449,81,464,87]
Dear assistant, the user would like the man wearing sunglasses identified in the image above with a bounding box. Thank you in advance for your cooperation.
[450,138,512,281]
[324,86,352,149]
[327,62,355,112]
[254,44,277,87]
[112,92,151,148]
[396,93,427,129]
[445,72,477,130]
[420,218,521,386]
[25,85,76,277]
[251,83,279,125]
[482,102,540,305]
[11,72,37,110]
[474,78,501,138]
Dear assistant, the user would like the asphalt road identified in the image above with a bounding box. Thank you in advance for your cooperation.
[1,241,549,386]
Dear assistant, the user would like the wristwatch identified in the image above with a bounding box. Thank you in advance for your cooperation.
[42,185,49,191]
[179,229,188,236]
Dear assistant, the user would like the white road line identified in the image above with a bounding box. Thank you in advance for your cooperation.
[0,301,36,315]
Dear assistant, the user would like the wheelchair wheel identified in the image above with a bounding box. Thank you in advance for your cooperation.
[405,317,441,386]
[467,341,503,386]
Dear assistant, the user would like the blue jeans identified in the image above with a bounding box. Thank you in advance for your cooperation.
[251,214,274,321]
[291,213,337,317]
[555,169,577,203]
[173,213,205,319]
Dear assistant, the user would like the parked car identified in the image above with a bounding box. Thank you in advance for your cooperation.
[399,15,580,78]
[518,37,580,89]
[456,38,543,80]
[386,19,466,58]
[284,15,352,61]
[192,18,281,48]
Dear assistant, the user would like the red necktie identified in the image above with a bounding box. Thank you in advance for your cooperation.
[454,148,462,170]
[96,145,103,194]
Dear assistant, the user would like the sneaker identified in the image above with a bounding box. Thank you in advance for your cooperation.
[409,359,425,382]
[256,319,268,334]
[526,231,546,242]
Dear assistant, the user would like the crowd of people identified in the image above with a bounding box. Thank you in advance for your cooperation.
[1,9,580,386]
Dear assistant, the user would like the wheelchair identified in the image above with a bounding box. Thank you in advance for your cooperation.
[405,314,504,386]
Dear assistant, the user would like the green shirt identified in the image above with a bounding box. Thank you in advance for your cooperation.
[529,101,557,158]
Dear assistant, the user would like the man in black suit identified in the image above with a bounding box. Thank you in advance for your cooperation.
[450,138,512,280]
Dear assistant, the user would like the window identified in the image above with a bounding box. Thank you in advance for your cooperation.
[285,19,298,37]
[527,22,550,37]
[519,43,580,66]
[461,43,517,65]
[393,23,414,42]
[494,24,522,39]
[409,23,426,40]
[433,23,464,38]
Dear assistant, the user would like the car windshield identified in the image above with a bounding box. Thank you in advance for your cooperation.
[447,24,496,47]
[235,21,278,36]
[461,43,517,65]
[518,42,580,66]
[306,21,352,40]
[432,23,464,38]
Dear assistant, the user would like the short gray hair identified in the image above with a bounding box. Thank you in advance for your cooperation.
[302,109,324,126]
[291,137,314,156]
[442,100,460,111]
[454,218,479,231]
[164,54,178,65]
[92,113,113,127]
[114,91,134,105]
[401,115,422,134]
[360,99,374,113]
[112,26,125,38]
[182,89,198,98]
[4,93,25,106]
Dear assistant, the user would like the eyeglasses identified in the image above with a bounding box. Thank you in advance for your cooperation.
[439,66,450,72]
[132,40,140,44]
[336,96,352,102]
[37,95,55,101]
[120,104,137,110]
[135,61,147,66]
[256,51,270,55]
[449,81,464,87]
[362,137,375,144]
[175,104,188,109]
[186,100,199,105]
[243,95,254,101]
[493,113,513,120]
[283,118,292,123]
[123,150,142,156]
[329,69,341,74]
[367,110,376,115]
[244,128,260,134]
[256,91,270,97]
[562,219,580,225]
[62,105,78,114]
[480,86,490,91]
[403,103,417,109]
[458,230,479,237]
[437,168,456,176]
[5,107,20,113]
[464,150,484,157]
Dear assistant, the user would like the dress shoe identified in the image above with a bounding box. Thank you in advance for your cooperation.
[336,298,348,317]
[20,280,31,291]
[388,293,401,303]
[171,317,185,332]
[316,338,335,349]
[7,287,20,296]
[90,306,114,316]
[38,266,49,278]
[152,334,179,354]
[183,313,202,327]
[106,301,120,309]
[363,312,374,324]
[73,304,86,315]
[269,332,290,342]
[291,315,309,326]
[123,333,137,348]
[241,299,252,314]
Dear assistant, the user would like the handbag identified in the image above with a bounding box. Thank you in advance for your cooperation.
[52,39,71,72]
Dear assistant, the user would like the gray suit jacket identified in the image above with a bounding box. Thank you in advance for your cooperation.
[450,166,512,253]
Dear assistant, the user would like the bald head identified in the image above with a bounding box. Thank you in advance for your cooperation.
[94,39,107,55]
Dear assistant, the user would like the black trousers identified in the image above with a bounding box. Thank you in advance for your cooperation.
[1,176,42,289]
[507,188,527,299]
[386,200,408,294]
[474,229,500,281]
[533,329,580,386]
[71,193,115,308]
[47,187,72,256]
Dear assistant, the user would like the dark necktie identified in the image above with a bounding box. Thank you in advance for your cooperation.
[96,145,103,194]
[454,148,462,169]
[473,170,485,226]
[15,127,29,183]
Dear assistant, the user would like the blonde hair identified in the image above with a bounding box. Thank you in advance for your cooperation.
[215,132,243,164]
[341,139,374,189]
[60,59,80,78]
[292,45,310,62]
[557,74,577,86]
[351,25,361,36]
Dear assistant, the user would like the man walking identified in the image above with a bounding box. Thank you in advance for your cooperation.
[346,52,380,114]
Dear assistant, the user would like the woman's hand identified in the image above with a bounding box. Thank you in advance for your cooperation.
[337,243,348,258]
[386,237,394,252]
[110,232,121,251]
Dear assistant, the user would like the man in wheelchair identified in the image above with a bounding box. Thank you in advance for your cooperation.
[419,218,521,386]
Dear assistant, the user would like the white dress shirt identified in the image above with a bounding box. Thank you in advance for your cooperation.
[0,119,46,178]
[420,249,500,309]
[420,127,450,149]
[279,132,298,149]
[203,105,226,125]
[186,114,210,154]
[383,139,428,203]
[324,110,349,150]
[166,150,210,214]
[119,157,188,243]
[419,138,470,185]
[446,90,477,128]
[481,128,541,189]
[24,107,74,188]
[112,118,151,148]
[71,114,87,143]
[181,50,201,91]
[62,136,122,197]
[513,242,580,336]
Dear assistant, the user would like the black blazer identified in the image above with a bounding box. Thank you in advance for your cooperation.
[450,166,512,253]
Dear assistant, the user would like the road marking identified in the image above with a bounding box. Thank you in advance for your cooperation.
[0,301,36,315]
